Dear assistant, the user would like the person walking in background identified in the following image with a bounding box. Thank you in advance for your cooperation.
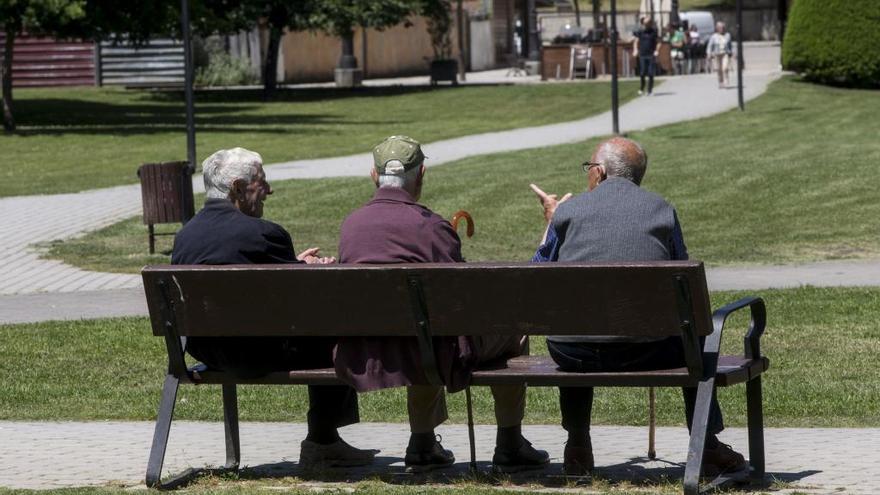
[668,22,686,74]
[633,18,659,96]
[707,21,733,88]
[687,23,702,73]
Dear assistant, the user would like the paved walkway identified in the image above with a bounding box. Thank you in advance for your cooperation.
[1,421,875,493]
[0,44,781,297]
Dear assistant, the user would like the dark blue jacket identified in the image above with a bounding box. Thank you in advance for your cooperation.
[170,198,300,376]
[172,198,299,265]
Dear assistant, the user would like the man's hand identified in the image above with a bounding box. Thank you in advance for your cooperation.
[530,183,572,223]
[297,247,337,264]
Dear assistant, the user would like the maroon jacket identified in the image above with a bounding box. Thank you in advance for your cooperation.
[334,187,475,392]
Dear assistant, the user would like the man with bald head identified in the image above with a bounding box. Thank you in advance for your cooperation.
[530,137,746,476]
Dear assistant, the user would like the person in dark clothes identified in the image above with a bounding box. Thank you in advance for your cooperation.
[633,18,660,95]
[171,147,376,468]
[528,137,747,476]
[334,136,549,473]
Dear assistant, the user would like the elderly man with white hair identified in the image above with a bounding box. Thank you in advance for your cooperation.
[530,136,747,477]
[171,147,376,468]
[333,136,549,474]
[707,21,732,88]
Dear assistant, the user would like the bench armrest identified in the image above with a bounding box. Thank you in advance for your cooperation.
[712,296,767,359]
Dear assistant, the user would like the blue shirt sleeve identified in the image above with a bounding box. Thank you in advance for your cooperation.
[670,210,689,261]
[532,225,561,262]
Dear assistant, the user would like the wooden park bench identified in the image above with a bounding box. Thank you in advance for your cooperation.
[142,261,769,494]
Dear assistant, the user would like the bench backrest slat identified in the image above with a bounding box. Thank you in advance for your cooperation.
[142,261,711,340]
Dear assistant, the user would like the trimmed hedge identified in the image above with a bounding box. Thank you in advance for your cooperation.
[782,0,880,88]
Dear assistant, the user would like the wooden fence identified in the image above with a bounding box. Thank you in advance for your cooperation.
[0,34,184,88]
[0,34,95,87]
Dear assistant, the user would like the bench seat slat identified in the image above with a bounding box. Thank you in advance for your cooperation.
[183,355,769,387]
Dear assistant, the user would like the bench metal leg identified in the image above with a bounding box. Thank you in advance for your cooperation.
[146,374,179,487]
[465,387,477,472]
[222,384,241,470]
[683,379,714,495]
[746,376,765,481]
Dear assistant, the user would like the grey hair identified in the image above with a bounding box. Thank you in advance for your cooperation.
[202,147,262,199]
[377,159,422,189]
[595,139,648,185]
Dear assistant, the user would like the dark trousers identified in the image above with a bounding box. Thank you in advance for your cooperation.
[188,336,359,431]
[639,55,656,93]
[548,337,724,437]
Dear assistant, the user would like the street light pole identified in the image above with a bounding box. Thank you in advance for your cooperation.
[736,0,744,111]
[180,0,196,171]
[610,0,619,134]
[526,0,540,60]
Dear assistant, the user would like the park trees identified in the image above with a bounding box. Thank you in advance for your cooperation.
[1,0,86,132]
[783,0,880,88]
[218,0,319,94]
[312,0,418,81]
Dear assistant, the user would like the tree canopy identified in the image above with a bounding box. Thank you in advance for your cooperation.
[782,0,880,88]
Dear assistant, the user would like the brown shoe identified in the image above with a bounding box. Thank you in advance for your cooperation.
[563,441,594,476]
[702,442,747,476]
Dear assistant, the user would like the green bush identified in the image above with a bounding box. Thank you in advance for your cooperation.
[195,52,258,87]
[782,0,880,88]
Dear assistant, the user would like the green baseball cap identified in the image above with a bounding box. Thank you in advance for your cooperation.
[373,135,425,175]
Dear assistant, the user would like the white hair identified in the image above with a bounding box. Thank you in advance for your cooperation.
[202,147,262,199]
[377,159,422,189]
[596,139,648,185]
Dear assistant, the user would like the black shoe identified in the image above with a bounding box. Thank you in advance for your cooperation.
[492,438,550,473]
[702,442,747,476]
[405,435,455,473]
[563,441,594,476]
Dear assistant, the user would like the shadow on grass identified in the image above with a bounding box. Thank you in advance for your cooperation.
[157,455,816,492]
[13,94,401,136]
[8,98,403,136]
[144,84,512,105]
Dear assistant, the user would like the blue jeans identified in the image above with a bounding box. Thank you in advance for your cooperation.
[639,55,656,93]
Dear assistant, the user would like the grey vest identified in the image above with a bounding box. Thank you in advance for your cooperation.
[548,177,677,343]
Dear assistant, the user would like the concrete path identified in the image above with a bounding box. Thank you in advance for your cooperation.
[0,421,875,493]
[0,43,781,297]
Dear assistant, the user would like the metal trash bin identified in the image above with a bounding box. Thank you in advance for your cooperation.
[137,161,195,254]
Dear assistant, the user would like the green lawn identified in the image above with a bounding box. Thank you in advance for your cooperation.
[46,78,880,273]
[1,82,637,197]
[2,286,877,428]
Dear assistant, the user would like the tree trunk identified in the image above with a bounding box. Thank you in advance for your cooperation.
[2,28,15,132]
[574,0,582,27]
[262,26,281,97]
[338,30,357,69]
[592,0,601,30]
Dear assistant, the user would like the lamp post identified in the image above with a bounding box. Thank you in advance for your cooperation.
[736,0,744,111]
[610,0,619,134]
[180,0,196,171]
[526,0,539,60]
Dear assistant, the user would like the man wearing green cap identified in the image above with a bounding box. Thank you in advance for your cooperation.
[334,136,550,473]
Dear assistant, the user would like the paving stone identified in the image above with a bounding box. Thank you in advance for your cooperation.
[0,421,876,493]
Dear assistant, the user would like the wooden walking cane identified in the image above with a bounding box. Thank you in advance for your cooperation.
[648,387,657,459]
[451,210,474,238]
